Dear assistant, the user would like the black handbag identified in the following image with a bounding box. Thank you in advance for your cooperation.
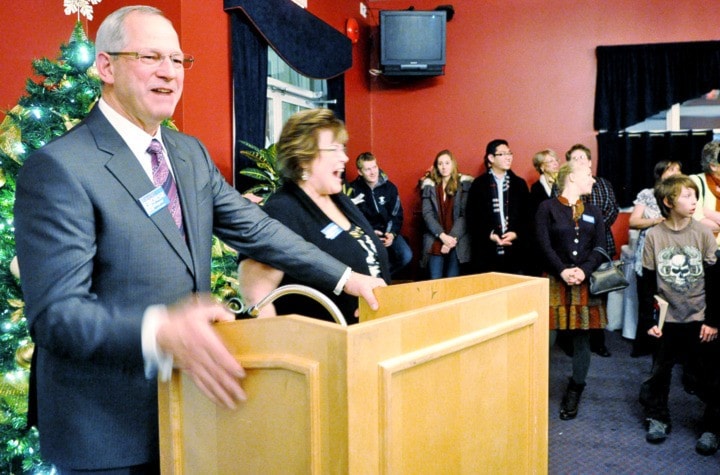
[589,247,629,295]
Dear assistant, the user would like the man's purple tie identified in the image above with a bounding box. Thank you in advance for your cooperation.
[148,139,184,237]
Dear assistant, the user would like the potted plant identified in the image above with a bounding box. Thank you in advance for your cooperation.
[238,141,279,204]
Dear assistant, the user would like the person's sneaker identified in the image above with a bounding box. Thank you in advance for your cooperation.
[696,432,720,455]
[646,418,669,444]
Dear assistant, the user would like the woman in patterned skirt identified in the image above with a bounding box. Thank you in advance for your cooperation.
[535,160,607,420]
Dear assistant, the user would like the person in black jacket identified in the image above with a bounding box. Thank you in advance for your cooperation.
[529,149,560,217]
[349,152,412,276]
[238,110,391,324]
[528,149,561,277]
[467,139,530,274]
[567,144,619,357]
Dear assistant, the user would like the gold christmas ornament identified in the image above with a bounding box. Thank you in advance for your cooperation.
[0,108,24,163]
[86,64,100,80]
[15,342,34,370]
[7,299,24,323]
[0,371,29,414]
[65,117,82,131]
[9,255,20,279]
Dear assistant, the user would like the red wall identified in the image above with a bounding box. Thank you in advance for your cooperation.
[2,4,82,113]
[357,0,720,263]
[3,0,719,269]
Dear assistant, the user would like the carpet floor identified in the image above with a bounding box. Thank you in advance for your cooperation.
[549,329,720,474]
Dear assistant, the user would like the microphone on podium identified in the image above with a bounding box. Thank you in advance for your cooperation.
[225,284,347,326]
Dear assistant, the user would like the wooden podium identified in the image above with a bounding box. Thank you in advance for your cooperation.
[158,273,548,474]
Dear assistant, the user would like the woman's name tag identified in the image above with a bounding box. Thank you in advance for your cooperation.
[321,222,343,240]
[581,214,595,224]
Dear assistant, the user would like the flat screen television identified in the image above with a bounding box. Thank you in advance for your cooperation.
[380,10,447,77]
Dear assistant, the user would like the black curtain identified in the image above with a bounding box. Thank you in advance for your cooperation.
[224,0,352,191]
[594,41,720,208]
[229,12,268,193]
[597,130,713,208]
[594,41,720,132]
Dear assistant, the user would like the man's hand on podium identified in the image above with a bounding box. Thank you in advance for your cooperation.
[344,272,386,311]
[157,295,247,409]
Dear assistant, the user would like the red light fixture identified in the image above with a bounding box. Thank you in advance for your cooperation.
[345,18,360,44]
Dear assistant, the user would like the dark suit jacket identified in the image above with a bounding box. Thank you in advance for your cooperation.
[466,170,530,274]
[14,106,346,469]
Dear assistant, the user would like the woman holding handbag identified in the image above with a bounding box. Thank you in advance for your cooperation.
[535,160,607,420]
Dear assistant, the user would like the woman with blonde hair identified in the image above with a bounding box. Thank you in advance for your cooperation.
[535,160,607,420]
[529,149,560,213]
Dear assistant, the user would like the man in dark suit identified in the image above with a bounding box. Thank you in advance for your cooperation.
[13,6,384,474]
[467,139,530,275]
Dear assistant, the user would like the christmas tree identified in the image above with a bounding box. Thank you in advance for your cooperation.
[0,19,99,473]
[0,11,239,473]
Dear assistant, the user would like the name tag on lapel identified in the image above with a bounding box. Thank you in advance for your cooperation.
[581,214,595,224]
[321,222,343,240]
[139,187,170,216]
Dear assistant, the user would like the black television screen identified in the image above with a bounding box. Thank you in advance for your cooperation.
[380,10,447,76]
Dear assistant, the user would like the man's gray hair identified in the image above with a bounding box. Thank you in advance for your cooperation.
[95,5,165,53]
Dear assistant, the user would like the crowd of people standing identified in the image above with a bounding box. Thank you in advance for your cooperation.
[351,136,720,457]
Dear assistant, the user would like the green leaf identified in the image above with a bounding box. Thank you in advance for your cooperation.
[239,168,272,182]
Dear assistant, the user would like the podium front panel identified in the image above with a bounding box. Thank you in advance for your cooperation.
[159,317,349,474]
[159,273,548,474]
[349,273,548,473]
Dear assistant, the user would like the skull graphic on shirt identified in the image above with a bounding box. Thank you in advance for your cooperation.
[656,246,703,293]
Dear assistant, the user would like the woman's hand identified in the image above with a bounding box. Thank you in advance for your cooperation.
[560,268,578,285]
[560,267,584,285]
[439,232,457,248]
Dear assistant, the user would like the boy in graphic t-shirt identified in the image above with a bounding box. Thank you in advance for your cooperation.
[638,174,720,455]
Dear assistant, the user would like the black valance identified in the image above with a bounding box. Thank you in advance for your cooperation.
[596,130,712,207]
[224,0,352,191]
[224,0,352,80]
[594,41,720,132]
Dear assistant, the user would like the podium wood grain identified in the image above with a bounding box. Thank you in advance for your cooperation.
[158,273,549,474]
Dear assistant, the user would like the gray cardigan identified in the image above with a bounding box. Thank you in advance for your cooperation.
[420,174,473,267]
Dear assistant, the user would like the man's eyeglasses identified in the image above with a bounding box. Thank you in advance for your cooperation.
[106,50,194,70]
[494,151,513,157]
